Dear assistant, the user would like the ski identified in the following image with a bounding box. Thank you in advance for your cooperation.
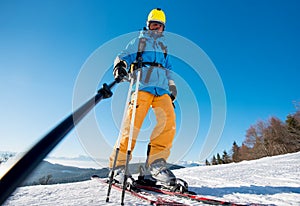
[91,175,187,205]
[136,184,250,206]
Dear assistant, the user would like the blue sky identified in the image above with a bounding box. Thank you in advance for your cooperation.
[1,0,299,164]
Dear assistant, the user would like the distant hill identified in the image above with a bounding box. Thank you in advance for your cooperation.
[22,161,184,186]
[22,161,109,186]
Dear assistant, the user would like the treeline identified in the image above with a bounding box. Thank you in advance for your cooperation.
[206,107,300,165]
[0,152,15,165]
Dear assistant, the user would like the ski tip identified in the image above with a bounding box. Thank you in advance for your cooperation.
[91,174,100,179]
[186,190,197,195]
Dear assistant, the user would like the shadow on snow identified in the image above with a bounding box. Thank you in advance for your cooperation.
[190,185,300,197]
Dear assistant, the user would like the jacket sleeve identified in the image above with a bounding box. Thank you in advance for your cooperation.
[164,53,175,81]
[164,49,177,99]
[113,38,139,69]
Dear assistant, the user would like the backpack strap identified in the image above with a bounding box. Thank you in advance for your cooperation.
[158,41,168,59]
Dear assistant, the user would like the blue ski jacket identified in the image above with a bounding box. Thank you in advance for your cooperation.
[114,30,175,96]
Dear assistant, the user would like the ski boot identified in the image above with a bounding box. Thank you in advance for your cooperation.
[108,166,139,191]
[137,158,190,194]
[149,158,177,186]
[137,164,157,186]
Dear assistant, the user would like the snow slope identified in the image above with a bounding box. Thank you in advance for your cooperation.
[3,152,300,206]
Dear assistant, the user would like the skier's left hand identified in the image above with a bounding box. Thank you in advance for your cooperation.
[169,84,177,101]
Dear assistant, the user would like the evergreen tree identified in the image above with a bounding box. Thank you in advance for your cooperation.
[222,150,231,164]
[232,141,240,162]
[211,155,217,165]
[38,174,53,185]
[0,152,14,165]
[286,114,300,133]
[285,112,300,152]
[216,153,223,164]
[205,159,210,166]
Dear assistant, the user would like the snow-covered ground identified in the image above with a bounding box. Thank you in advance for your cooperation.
[3,152,300,205]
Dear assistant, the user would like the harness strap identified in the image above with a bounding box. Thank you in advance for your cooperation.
[130,35,168,83]
[131,62,164,70]
[158,41,168,59]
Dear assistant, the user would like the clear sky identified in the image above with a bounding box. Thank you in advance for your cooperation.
[1,0,299,165]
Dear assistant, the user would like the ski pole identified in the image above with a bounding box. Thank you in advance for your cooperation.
[0,81,117,205]
[106,76,134,203]
[121,69,141,205]
[145,144,151,169]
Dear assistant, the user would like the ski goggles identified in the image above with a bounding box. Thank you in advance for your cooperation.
[149,21,164,30]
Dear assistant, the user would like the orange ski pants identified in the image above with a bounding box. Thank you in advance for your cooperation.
[109,91,176,168]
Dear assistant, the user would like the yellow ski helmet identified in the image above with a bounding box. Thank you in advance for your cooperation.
[147,8,166,27]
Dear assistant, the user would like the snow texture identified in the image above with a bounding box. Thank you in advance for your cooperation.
[3,152,300,205]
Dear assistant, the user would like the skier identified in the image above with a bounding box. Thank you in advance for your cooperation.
[109,8,178,187]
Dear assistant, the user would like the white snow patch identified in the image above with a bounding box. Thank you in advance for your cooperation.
[3,152,300,205]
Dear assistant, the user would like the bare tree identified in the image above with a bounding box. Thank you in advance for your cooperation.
[228,103,300,162]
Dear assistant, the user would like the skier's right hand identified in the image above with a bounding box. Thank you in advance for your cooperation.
[113,61,128,82]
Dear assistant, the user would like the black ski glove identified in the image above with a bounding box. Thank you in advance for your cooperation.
[113,61,127,82]
[169,84,177,109]
[169,82,177,101]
